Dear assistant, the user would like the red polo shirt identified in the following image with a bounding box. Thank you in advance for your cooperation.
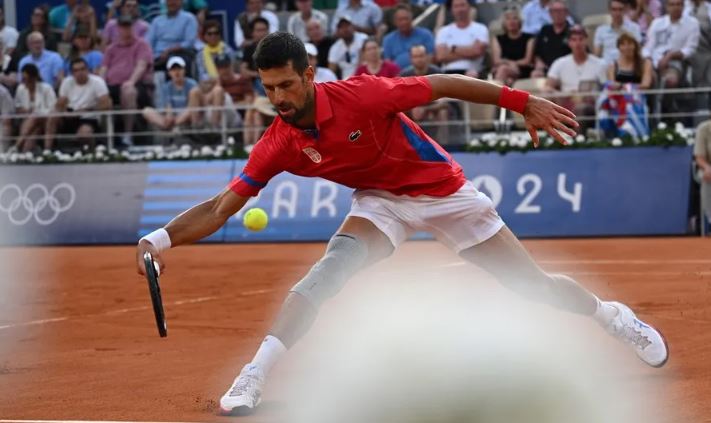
[229,75,466,198]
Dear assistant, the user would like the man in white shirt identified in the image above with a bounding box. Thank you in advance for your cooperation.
[331,0,383,36]
[328,16,368,79]
[45,57,111,151]
[306,42,337,82]
[547,26,607,92]
[546,26,606,131]
[288,0,329,43]
[234,0,279,49]
[594,0,642,64]
[643,0,700,89]
[435,0,489,77]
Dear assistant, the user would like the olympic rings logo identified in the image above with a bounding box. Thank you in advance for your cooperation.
[0,183,76,226]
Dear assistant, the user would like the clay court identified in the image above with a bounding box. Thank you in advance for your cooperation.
[1,237,710,422]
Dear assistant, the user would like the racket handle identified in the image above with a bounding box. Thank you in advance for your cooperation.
[153,260,161,277]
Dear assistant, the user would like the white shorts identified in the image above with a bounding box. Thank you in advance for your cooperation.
[347,181,505,253]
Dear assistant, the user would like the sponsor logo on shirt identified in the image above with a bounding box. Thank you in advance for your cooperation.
[348,129,362,142]
[302,147,322,163]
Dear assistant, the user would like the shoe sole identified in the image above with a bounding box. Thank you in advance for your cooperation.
[646,327,670,368]
[219,398,261,417]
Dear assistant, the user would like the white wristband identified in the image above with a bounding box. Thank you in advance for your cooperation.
[140,228,172,252]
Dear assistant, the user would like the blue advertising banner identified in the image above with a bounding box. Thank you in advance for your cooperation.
[137,146,693,242]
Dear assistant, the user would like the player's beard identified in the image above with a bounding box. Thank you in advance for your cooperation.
[278,90,314,126]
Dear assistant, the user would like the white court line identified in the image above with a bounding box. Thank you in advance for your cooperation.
[438,259,711,268]
[0,420,208,423]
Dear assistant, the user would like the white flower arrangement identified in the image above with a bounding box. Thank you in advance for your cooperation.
[0,122,696,165]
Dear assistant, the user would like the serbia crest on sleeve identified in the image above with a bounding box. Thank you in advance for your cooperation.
[302,147,322,163]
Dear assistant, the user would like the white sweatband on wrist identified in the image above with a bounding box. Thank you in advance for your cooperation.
[140,228,172,252]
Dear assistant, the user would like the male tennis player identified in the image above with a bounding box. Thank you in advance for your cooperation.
[136,32,668,415]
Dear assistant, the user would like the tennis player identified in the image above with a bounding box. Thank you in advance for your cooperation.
[136,32,668,415]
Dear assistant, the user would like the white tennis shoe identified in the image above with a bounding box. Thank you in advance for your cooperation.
[604,301,669,367]
[219,363,265,415]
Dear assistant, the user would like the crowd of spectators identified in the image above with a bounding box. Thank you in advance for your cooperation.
[0,0,710,153]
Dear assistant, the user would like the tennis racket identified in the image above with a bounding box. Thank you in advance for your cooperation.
[143,251,167,337]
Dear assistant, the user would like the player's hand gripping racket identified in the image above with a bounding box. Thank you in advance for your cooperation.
[143,252,167,337]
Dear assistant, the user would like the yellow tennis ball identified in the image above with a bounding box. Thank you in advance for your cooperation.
[243,207,269,232]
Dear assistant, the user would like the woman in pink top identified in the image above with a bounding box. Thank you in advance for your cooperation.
[354,38,401,78]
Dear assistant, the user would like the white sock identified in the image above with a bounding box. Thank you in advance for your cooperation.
[250,335,287,375]
[592,298,618,326]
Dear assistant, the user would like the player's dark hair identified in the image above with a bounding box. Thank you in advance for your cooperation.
[254,32,308,75]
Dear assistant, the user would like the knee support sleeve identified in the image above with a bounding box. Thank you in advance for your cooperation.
[290,233,368,308]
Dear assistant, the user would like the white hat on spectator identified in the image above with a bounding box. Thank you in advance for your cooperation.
[167,56,186,70]
[304,43,318,57]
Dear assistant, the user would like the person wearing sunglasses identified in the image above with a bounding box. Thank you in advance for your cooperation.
[196,20,235,82]
[101,0,149,49]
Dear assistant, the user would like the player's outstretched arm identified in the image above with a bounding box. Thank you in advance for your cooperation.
[136,189,249,276]
[426,74,579,147]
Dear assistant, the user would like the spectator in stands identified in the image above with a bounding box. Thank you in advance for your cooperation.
[599,31,651,139]
[643,0,699,93]
[65,28,103,74]
[306,42,337,82]
[288,0,329,43]
[142,56,197,130]
[331,0,383,36]
[354,38,400,77]
[400,44,441,76]
[382,4,434,70]
[161,0,208,28]
[0,83,13,151]
[13,63,56,152]
[60,0,98,43]
[521,0,552,35]
[147,0,198,73]
[234,0,279,50]
[213,54,253,105]
[307,18,336,68]
[399,44,449,143]
[186,55,241,131]
[240,17,270,93]
[100,14,154,146]
[18,32,64,89]
[101,0,149,49]
[328,16,368,79]
[434,0,489,77]
[0,40,15,90]
[382,0,424,34]
[545,26,606,130]
[594,0,641,65]
[196,20,235,82]
[0,7,19,56]
[45,58,111,151]
[686,0,711,90]
[694,118,711,224]
[491,7,534,86]
[546,26,607,92]
[531,0,571,78]
[626,0,662,38]
[607,32,653,89]
[14,6,59,61]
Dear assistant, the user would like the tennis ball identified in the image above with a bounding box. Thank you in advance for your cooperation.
[243,207,269,232]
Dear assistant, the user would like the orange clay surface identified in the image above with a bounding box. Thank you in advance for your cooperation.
[0,238,710,422]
